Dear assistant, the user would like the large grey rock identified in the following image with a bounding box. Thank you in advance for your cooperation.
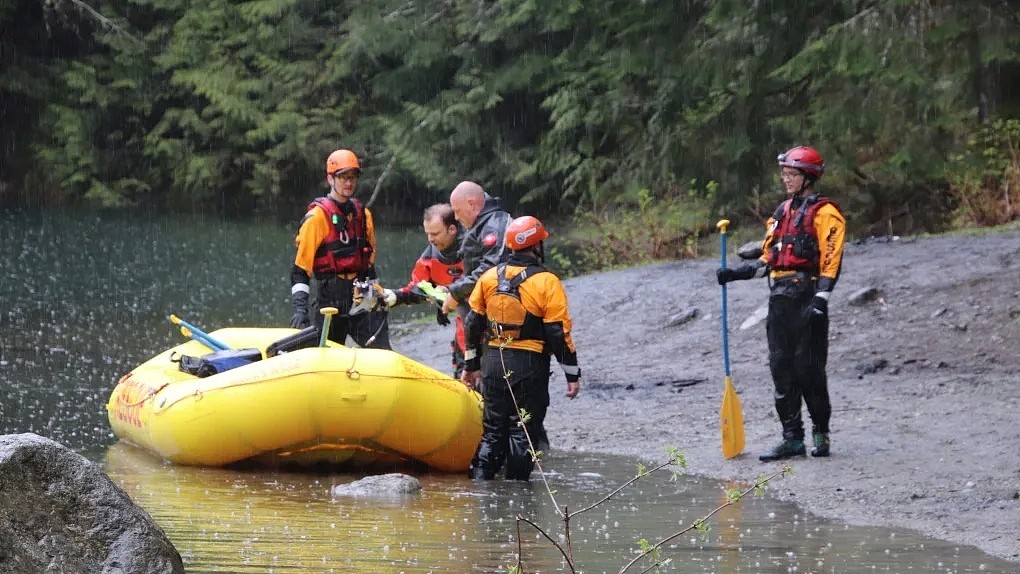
[0,433,184,574]
[331,473,422,497]
[737,241,763,260]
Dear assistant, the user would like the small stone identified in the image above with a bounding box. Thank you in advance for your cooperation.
[667,307,698,327]
[848,287,881,306]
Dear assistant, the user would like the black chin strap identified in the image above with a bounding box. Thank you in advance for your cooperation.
[508,244,544,266]
[792,193,818,228]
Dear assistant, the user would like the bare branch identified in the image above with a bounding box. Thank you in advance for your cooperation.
[570,455,683,517]
[68,0,143,46]
[516,515,575,572]
[616,467,791,574]
[364,152,397,209]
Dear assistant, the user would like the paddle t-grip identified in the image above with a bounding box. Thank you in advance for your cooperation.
[319,307,339,347]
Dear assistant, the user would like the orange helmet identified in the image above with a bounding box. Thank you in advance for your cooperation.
[777,146,825,179]
[325,149,360,175]
[506,216,549,251]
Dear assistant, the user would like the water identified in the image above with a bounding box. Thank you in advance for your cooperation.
[1,210,1016,572]
[0,209,432,454]
[104,443,1012,573]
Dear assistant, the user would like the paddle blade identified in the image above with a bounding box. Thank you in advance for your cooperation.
[720,375,745,459]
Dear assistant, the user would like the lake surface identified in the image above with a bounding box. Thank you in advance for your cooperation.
[1,209,1016,572]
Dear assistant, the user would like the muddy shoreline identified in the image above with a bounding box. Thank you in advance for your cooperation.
[392,228,1020,562]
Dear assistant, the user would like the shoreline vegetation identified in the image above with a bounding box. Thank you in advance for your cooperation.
[3,3,1019,245]
[392,225,1020,564]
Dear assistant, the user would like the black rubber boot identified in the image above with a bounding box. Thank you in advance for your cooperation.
[759,438,806,462]
[811,431,830,457]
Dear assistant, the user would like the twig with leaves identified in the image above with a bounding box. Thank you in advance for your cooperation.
[489,336,791,574]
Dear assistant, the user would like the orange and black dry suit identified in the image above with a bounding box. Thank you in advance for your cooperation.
[291,196,390,349]
[754,193,846,441]
[464,252,581,480]
[394,227,466,376]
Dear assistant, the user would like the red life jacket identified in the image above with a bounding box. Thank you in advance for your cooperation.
[309,197,373,276]
[767,195,840,272]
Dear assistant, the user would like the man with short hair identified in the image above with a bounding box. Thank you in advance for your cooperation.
[289,149,393,349]
[441,182,555,450]
[389,204,467,377]
[441,181,512,317]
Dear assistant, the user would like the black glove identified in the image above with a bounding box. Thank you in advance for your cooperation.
[802,294,828,320]
[716,264,756,285]
[290,291,311,328]
[436,307,451,326]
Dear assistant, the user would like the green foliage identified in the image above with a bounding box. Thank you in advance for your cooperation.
[765,1,1020,234]
[946,119,1020,227]
[4,0,1020,234]
[563,182,717,271]
[635,538,666,572]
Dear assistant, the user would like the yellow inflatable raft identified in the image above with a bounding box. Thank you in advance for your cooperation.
[106,328,482,473]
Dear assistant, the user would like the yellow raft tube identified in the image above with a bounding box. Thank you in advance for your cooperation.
[106,328,483,473]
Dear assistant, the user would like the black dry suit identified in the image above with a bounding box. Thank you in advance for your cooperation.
[464,251,579,480]
[764,194,843,442]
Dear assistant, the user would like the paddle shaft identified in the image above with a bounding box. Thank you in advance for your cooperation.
[169,314,230,351]
[716,218,745,459]
[179,326,222,352]
[719,226,731,377]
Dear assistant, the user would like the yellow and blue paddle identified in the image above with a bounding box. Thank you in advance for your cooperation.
[169,314,230,351]
[717,219,746,459]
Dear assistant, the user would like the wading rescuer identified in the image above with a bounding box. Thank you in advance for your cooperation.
[461,216,581,480]
[716,146,846,461]
[390,204,467,377]
[289,149,393,349]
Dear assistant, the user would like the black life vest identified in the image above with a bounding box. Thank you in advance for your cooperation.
[309,197,373,276]
[767,195,840,272]
[486,263,548,342]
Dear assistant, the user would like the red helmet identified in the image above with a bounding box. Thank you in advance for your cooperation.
[325,149,360,175]
[777,146,825,179]
[505,216,549,251]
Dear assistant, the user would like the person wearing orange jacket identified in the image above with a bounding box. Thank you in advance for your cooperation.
[391,203,467,377]
[461,216,582,480]
[289,149,394,349]
[717,146,846,461]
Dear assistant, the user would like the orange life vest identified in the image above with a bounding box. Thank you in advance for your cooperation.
[486,264,548,342]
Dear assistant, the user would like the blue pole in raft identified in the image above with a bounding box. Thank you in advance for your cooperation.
[169,314,230,351]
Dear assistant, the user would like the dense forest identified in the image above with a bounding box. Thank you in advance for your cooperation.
[2,0,1019,242]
